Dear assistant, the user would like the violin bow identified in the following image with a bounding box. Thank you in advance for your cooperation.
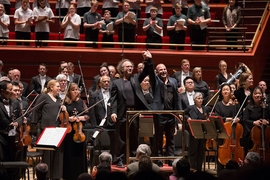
[231,95,249,126]
[55,81,71,121]
[77,98,104,117]
[78,57,90,105]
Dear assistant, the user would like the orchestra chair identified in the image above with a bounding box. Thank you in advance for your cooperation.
[26,150,43,179]
[174,130,189,157]
[0,161,30,180]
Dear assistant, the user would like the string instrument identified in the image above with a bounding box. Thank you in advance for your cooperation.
[72,108,86,143]
[250,99,270,162]
[9,114,24,152]
[20,121,32,146]
[59,110,72,133]
[218,96,244,165]
[205,111,217,151]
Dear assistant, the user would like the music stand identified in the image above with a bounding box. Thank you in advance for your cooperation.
[187,119,217,171]
[209,116,229,170]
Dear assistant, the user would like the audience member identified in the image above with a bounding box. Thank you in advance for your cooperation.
[169,158,180,180]
[102,0,119,18]
[176,158,190,180]
[55,0,70,22]
[0,60,5,77]
[126,144,160,178]
[83,0,101,48]
[30,63,52,94]
[76,0,90,33]
[77,173,92,180]
[34,162,48,180]
[167,3,187,50]
[0,0,10,14]
[128,0,143,19]
[145,0,163,18]
[0,4,9,45]
[91,152,112,179]
[61,3,81,46]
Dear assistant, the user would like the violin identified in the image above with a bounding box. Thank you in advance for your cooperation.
[9,114,24,151]
[72,109,86,143]
[20,122,32,146]
[59,110,72,133]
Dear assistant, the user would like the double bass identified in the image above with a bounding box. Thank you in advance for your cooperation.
[218,96,244,165]
[250,99,270,162]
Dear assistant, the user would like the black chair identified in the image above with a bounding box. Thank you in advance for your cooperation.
[174,130,189,156]
[0,161,30,180]
[26,151,43,179]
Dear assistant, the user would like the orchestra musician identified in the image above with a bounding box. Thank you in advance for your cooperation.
[31,79,65,179]
[242,86,269,155]
[215,60,232,89]
[184,92,210,171]
[0,77,23,179]
[63,82,89,180]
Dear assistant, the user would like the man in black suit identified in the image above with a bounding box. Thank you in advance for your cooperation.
[10,69,29,97]
[67,62,84,91]
[89,75,116,162]
[258,80,270,104]
[0,60,6,77]
[0,77,22,179]
[148,60,182,167]
[171,59,192,93]
[110,51,153,167]
[180,77,195,109]
[30,63,52,94]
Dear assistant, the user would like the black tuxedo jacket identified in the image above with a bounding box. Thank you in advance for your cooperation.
[30,75,52,94]
[89,89,113,126]
[179,92,192,110]
[171,70,193,87]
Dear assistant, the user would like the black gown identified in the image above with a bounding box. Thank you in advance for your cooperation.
[63,99,88,180]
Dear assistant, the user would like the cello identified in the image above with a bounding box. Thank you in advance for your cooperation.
[72,108,85,143]
[218,96,244,165]
[250,99,270,162]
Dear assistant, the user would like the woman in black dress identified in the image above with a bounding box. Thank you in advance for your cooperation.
[63,82,89,180]
[185,92,210,171]
[243,86,269,155]
[215,60,232,89]
[32,79,64,179]
[192,67,209,105]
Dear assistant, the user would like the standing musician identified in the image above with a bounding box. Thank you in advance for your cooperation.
[242,87,269,156]
[31,79,66,180]
[184,92,210,171]
[63,83,89,180]
[56,74,68,100]
[0,77,23,179]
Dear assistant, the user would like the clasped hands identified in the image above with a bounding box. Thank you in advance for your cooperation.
[253,119,269,126]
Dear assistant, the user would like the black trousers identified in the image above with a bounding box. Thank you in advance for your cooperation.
[15,31,31,46]
[169,31,186,50]
[118,28,135,48]
[77,7,90,34]
[85,29,99,48]
[190,26,207,50]
[36,32,49,46]
[64,38,78,46]
[0,37,8,45]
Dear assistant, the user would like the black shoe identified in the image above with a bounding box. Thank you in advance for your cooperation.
[168,160,173,166]
[117,160,124,168]
[156,160,163,167]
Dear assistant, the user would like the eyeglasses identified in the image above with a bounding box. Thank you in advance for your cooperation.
[186,81,194,84]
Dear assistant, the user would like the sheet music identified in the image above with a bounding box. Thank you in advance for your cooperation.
[175,19,186,31]
[154,29,163,37]
[124,11,135,24]
[199,16,207,30]
[106,22,114,31]
[37,127,67,147]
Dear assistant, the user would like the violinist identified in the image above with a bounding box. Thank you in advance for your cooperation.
[31,79,65,180]
[185,92,210,171]
[0,77,22,179]
[242,86,269,155]
[63,82,89,180]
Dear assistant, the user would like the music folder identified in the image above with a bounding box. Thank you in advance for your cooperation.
[35,127,68,150]
[188,119,216,139]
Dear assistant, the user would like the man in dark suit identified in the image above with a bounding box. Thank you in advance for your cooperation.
[0,77,22,179]
[171,59,192,93]
[67,62,84,91]
[30,63,52,94]
[89,75,116,162]
[180,77,195,109]
[148,60,182,167]
[258,80,270,104]
[110,52,153,167]
[10,69,29,97]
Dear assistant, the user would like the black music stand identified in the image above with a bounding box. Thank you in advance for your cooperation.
[187,119,217,171]
[209,116,229,170]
